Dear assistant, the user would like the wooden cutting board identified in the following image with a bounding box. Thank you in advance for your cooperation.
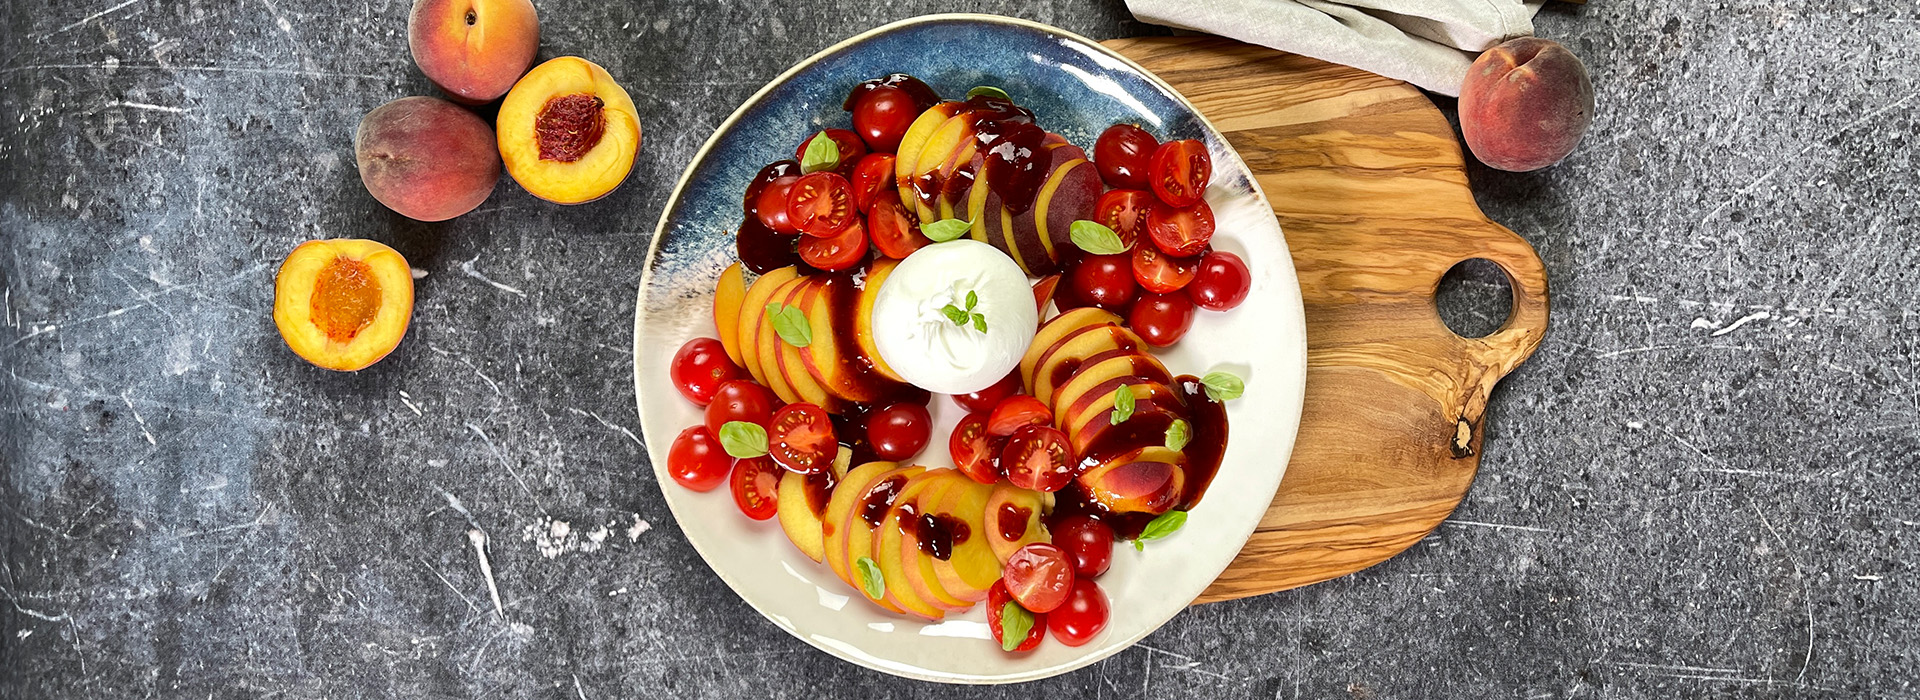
[1101,37,1552,604]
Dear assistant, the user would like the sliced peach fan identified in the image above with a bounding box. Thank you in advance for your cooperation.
[274,239,414,371]
[497,56,642,204]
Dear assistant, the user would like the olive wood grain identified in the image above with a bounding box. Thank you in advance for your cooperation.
[1102,37,1551,604]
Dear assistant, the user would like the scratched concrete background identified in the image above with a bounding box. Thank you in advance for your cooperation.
[2,0,1917,697]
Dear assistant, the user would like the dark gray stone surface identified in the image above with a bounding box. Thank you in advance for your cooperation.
[2,0,1916,697]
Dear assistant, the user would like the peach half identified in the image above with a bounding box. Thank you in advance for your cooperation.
[407,0,539,104]
[497,56,642,204]
[273,239,414,371]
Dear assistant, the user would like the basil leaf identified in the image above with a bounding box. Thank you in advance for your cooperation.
[921,218,972,243]
[972,313,987,333]
[1070,220,1130,256]
[1133,510,1187,551]
[967,85,1011,101]
[1165,419,1191,451]
[965,290,978,310]
[855,556,885,599]
[1110,385,1135,424]
[767,303,812,347]
[800,131,841,173]
[1200,371,1244,401]
[718,421,768,459]
[999,600,1034,652]
[942,304,970,326]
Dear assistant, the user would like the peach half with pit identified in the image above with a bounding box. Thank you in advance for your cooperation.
[355,96,501,222]
[497,57,642,204]
[407,0,539,104]
[273,239,414,371]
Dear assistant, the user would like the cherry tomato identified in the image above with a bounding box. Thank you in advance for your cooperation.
[1092,189,1153,251]
[793,128,867,177]
[848,85,923,152]
[1131,244,1200,294]
[1146,200,1215,257]
[849,153,897,212]
[954,370,1022,414]
[1003,543,1076,613]
[1051,514,1115,577]
[729,456,781,520]
[667,425,731,492]
[743,160,801,216]
[1094,124,1160,190]
[865,194,931,260]
[798,216,869,271]
[768,403,836,474]
[786,172,858,238]
[866,401,931,461]
[949,412,1001,484]
[1148,139,1211,208]
[753,176,801,234]
[987,581,1047,653]
[704,379,776,436]
[1189,250,1252,311]
[986,395,1052,437]
[1070,254,1137,310]
[1000,424,1072,493]
[1129,291,1196,347]
[1046,578,1110,647]
[670,337,743,407]
[736,216,801,274]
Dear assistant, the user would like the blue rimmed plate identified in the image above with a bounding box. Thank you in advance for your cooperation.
[634,14,1306,683]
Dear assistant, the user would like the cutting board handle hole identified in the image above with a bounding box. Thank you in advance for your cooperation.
[1434,258,1514,339]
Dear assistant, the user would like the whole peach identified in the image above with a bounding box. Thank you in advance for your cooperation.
[354,96,501,221]
[408,0,539,104]
[1460,37,1594,172]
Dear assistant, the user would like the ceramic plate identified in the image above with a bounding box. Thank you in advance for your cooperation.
[634,14,1306,684]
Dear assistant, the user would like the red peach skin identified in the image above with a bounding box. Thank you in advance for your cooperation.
[1460,37,1594,172]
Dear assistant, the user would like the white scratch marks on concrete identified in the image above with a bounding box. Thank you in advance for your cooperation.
[41,0,140,37]
[1443,519,1557,534]
[460,255,527,297]
[458,357,503,396]
[466,529,506,620]
[566,407,642,446]
[119,391,156,445]
[104,100,188,114]
[1709,310,1770,337]
[464,423,547,515]
[398,390,423,416]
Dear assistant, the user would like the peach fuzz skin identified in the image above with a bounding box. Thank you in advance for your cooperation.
[354,96,501,222]
[407,0,539,104]
[1459,37,1595,172]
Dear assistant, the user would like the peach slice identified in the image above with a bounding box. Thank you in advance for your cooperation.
[735,266,798,388]
[908,112,978,223]
[1049,350,1172,427]
[823,461,901,587]
[800,274,899,405]
[771,278,840,410]
[853,259,906,383]
[837,465,926,614]
[1020,307,1121,390]
[983,483,1051,564]
[1078,447,1188,515]
[273,239,414,371]
[407,0,539,104]
[894,101,966,213]
[893,475,972,610]
[927,478,1002,601]
[497,56,642,204]
[354,96,500,222]
[776,469,836,563]
[865,469,952,619]
[1032,323,1150,405]
[752,276,809,404]
[712,262,746,367]
[878,470,969,613]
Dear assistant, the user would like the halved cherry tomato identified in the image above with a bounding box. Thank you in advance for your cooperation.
[865,194,931,260]
[954,370,1022,414]
[1050,514,1114,577]
[1069,254,1137,310]
[704,379,776,436]
[1000,424,1072,493]
[1003,542,1075,613]
[1146,200,1215,257]
[1046,578,1109,647]
[986,395,1052,437]
[768,403,836,474]
[1189,250,1252,311]
[950,412,1001,484]
[793,128,867,177]
[1131,244,1200,294]
[670,337,743,407]
[1129,291,1196,347]
[786,172,858,238]
[1094,124,1159,190]
[729,456,781,520]
[667,425,731,492]
[849,153,896,213]
[866,401,931,462]
[988,581,1047,653]
[798,216,869,271]
[753,176,801,235]
[1148,139,1211,208]
[1092,189,1153,250]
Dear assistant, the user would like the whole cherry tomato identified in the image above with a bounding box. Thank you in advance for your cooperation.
[704,380,776,436]
[1129,291,1196,347]
[1147,139,1211,208]
[793,128,867,177]
[1146,200,1215,257]
[1000,424,1073,493]
[786,171,858,238]
[742,160,801,216]
[849,153,897,212]
[950,412,1001,484]
[1069,254,1137,310]
[986,395,1052,438]
[1003,543,1076,613]
[669,337,743,407]
[798,216,870,271]
[667,425,731,492]
[1093,124,1159,190]
[1046,578,1110,647]
[753,176,801,235]
[1050,514,1115,577]
[1189,250,1252,311]
[866,401,932,461]
[1131,244,1200,294]
[1092,189,1152,251]
[768,403,836,474]
[848,85,926,152]
[729,456,781,520]
[954,370,1022,414]
[987,581,1047,653]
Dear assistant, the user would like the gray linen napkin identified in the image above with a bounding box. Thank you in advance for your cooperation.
[1125,0,1545,95]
